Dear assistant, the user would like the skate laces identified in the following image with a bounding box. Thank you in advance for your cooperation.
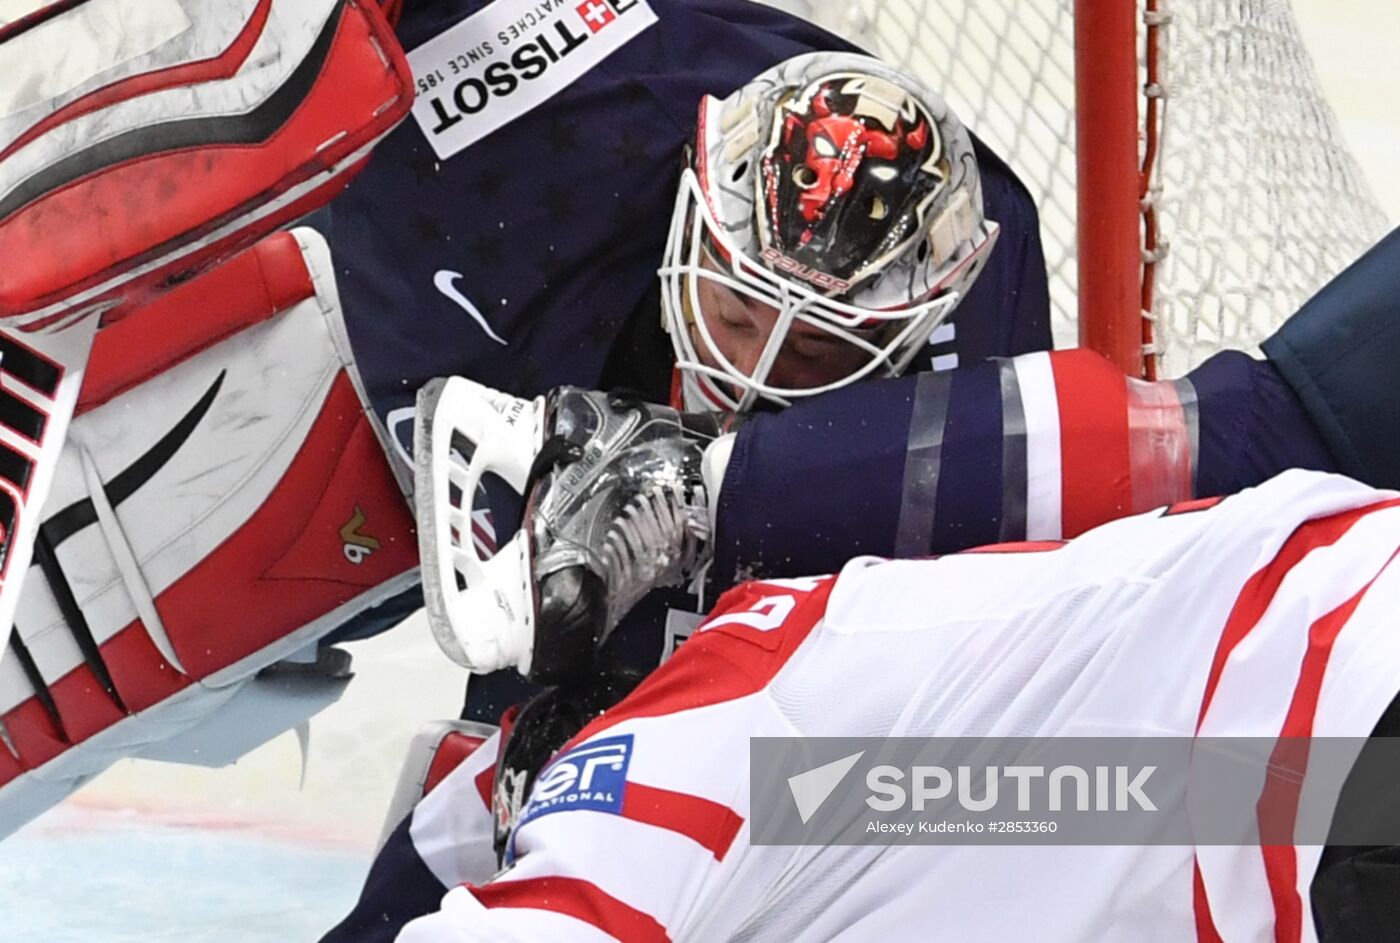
[597,478,710,623]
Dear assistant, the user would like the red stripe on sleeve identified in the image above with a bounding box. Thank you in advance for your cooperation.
[1193,862,1225,943]
[1195,498,1400,727]
[622,782,744,860]
[1050,350,1134,538]
[1255,545,1400,943]
[471,876,671,943]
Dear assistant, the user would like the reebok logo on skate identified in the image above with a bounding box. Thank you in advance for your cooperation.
[789,751,864,824]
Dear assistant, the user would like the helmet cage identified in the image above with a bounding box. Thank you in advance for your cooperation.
[661,167,967,411]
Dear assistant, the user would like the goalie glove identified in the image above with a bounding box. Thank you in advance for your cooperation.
[416,378,734,682]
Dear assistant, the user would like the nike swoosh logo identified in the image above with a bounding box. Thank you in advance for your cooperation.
[434,270,508,346]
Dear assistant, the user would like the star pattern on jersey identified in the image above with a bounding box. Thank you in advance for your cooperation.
[512,359,544,397]
[543,185,576,225]
[547,115,580,152]
[409,147,441,186]
[618,78,652,106]
[412,213,447,244]
[536,248,570,289]
[475,168,507,201]
[471,233,505,267]
[613,194,651,234]
[612,127,652,166]
[582,305,622,348]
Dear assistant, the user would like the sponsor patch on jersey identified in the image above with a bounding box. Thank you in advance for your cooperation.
[517,734,633,831]
[406,0,658,159]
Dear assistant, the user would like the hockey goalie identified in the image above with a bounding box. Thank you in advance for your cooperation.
[6,8,1400,924]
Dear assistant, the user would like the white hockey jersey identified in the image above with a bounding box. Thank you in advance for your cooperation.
[397,470,1400,942]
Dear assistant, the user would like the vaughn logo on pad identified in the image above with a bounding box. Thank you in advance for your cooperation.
[407,0,658,158]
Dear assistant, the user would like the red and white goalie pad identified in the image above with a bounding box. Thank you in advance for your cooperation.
[0,0,413,683]
[0,0,412,330]
[0,228,420,837]
[378,719,500,851]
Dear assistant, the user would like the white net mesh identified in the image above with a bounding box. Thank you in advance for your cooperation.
[771,0,1390,376]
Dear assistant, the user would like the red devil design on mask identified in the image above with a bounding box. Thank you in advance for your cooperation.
[782,84,930,233]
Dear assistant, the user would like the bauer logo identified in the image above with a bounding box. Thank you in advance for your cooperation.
[407,0,658,159]
[518,734,633,829]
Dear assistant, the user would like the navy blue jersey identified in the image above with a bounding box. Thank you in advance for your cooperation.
[326,0,1050,456]
[1263,226,1400,492]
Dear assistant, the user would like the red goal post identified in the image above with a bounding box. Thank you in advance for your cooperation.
[1074,0,1147,377]
[769,0,1389,379]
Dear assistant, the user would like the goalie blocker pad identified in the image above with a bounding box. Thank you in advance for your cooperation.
[0,228,419,837]
[0,0,412,331]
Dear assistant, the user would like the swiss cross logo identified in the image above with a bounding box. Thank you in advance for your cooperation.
[576,0,615,31]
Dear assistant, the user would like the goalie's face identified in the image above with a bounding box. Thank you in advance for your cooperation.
[688,253,875,405]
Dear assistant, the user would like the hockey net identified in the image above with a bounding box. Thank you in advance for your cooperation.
[780,0,1389,378]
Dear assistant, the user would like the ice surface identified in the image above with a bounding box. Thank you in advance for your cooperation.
[0,612,466,941]
[0,805,365,942]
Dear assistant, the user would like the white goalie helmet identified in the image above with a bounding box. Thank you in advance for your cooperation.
[660,52,1001,412]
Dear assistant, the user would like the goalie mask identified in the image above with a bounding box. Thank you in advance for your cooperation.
[661,52,1000,411]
